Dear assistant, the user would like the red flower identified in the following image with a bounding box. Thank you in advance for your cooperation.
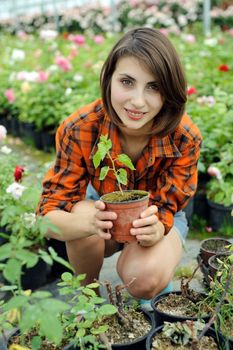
[14,166,24,182]
[187,86,197,96]
[218,64,230,72]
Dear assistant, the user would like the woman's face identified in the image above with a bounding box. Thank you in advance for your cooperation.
[111,56,164,133]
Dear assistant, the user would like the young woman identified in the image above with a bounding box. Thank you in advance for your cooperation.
[37,27,202,304]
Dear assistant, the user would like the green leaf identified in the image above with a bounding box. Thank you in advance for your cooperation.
[31,336,42,350]
[3,258,22,284]
[116,168,127,185]
[82,287,97,297]
[40,313,63,345]
[91,324,108,334]
[4,295,27,311]
[76,328,86,337]
[93,150,103,169]
[98,304,117,316]
[99,166,109,180]
[117,154,135,170]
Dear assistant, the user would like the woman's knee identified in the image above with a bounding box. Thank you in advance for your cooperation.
[119,266,172,299]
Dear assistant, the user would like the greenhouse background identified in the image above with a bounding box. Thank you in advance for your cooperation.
[0,1,233,348]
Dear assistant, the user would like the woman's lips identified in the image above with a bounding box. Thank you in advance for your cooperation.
[125,108,145,120]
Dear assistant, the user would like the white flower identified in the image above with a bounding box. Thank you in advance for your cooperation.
[22,212,36,229]
[6,182,26,200]
[207,166,222,181]
[204,37,218,47]
[65,88,72,96]
[0,145,12,154]
[40,29,58,41]
[73,74,83,82]
[0,125,7,142]
[11,48,25,62]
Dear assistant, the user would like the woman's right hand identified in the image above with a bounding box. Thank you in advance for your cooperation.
[94,200,117,240]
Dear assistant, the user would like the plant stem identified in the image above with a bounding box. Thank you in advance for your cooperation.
[107,152,123,194]
[197,264,233,342]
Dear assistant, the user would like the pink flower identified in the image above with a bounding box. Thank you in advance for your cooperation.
[94,35,104,44]
[207,166,222,181]
[68,46,78,60]
[205,226,213,233]
[14,166,24,182]
[159,28,169,37]
[38,70,49,82]
[187,86,197,96]
[4,89,15,103]
[0,125,7,141]
[218,64,230,72]
[183,34,196,43]
[55,56,72,72]
[74,34,85,45]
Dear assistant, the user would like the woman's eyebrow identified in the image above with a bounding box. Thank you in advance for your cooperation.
[119,73,136,81]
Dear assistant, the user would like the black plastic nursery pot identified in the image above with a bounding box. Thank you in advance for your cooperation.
[199,237,232,267]
[208,253,231,280]
[64,309,155,350]
[208,200,233,232]
[151,291,210,327]
[145,324,228,350]
[21,258,49,290]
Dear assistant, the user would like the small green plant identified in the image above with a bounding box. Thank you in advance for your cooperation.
[93,134,135,193]
[162,320,205,346]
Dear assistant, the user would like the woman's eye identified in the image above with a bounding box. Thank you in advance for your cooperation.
[148,83,159,91]
[121,79,133,86]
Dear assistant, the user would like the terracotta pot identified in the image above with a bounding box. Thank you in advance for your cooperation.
[199,237,232,266]
[100,190,149,243]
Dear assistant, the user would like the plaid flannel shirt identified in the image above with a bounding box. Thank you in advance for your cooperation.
[36,98,202,234]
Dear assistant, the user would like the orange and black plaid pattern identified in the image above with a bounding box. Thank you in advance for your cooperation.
[36,98,202,234]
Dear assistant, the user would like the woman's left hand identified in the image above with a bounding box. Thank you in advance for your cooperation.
[130,205,165,247]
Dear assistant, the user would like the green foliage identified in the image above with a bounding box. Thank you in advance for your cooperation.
[93,134,135,193]
[162,320,205,345]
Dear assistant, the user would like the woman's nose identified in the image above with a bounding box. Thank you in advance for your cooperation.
[131,89,146,108]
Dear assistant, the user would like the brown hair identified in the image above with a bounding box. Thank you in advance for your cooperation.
[100,27,187,137]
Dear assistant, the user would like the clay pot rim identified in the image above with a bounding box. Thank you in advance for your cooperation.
[100,190,149,204]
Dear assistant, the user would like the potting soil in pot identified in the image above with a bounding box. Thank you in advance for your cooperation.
[101,308,151,344]
[155,294,210,318]
[150,333,219,349]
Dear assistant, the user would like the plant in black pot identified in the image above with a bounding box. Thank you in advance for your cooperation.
[4,272,117,350]
[151,266,212,327]
[206,147,233,233]
[93,134,149,243]
[146,320,226,350]
[198,237,232,286]
[198,246,233,350]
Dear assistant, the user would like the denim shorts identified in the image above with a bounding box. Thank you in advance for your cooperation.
[86,184,188,245]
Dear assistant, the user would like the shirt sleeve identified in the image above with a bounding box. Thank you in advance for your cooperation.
[150,137,202,234]
[36,123,88,216]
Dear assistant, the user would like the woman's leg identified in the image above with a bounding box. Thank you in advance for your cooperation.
[116,212,188,299]
[65,185,121,285]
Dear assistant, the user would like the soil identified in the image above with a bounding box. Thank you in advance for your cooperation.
[150,332,219,349]
[155,294,210,318]
[201,239,231,254]
[9,309,151,349]
[101,190,148,203]
[102,308,151,344]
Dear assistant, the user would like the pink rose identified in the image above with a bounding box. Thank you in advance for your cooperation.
[94,35,104,44]
[74,34,85,45]
[55,56,72,72]
[4,89,15,103]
